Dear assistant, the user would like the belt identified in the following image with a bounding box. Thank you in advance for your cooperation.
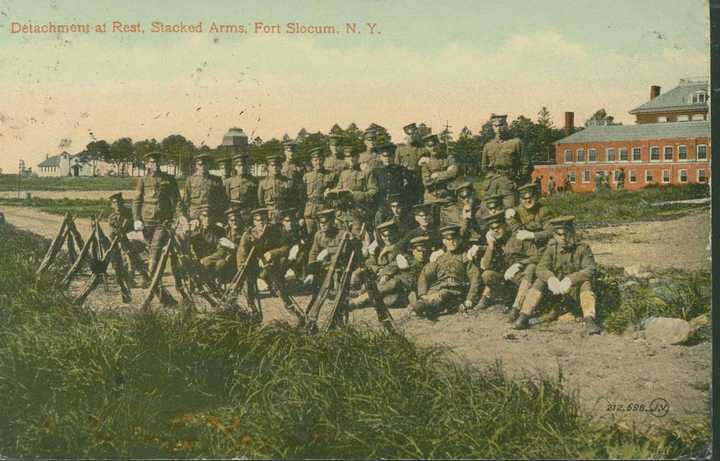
[437,277,467,287]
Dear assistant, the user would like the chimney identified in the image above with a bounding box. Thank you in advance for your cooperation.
[564,111,574,135]
[46,154,49,160]
[650,85,661,100]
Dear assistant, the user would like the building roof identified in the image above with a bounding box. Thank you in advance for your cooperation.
[555,120,710,144]
[629,79,709,114]
[37,151,71,168]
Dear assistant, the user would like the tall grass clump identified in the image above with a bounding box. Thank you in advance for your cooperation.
[0,223,710,459]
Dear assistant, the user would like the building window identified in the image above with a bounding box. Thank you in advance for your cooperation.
[678,145,687,161]
[606,148,615,162]
[619,148,628,161]
[632,147,642,161]
[698,169,706,183]
[678,170,688,183]
[645,170,653,183]
[581,170,591,183]
[576,149,585,162]
[692,91,707,104]
[657,116,668,123]
[691,114,705,121]
[568,171,577,183]
[661,169,670,184]
[663,146,673,161]
[677,115,690,122]
[697,144,707,160]
[588,149,597,162]
[628,170,637,183]
[563,149,572,163]
[650,146,660,161]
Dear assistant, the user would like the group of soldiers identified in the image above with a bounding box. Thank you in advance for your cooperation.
[107,115,601,334]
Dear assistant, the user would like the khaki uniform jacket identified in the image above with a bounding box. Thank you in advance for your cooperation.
[336,208,368,239]
[366,242,402,275]
[481,137,523,172]
[303,169,338,218]
[417,251,481,304]
[421,153,459,198]
[184,173,227,221]
[109,206,133,238]
[481,232,539,272]
[396,144,428,172]
[337,165,378,209]
[224,174,259,211]
[258,174,293,212]
[515,204,553,243]
[308,226,346,270]
[132,172,182,226]
[236,223,289,268]
[536,240,596,285]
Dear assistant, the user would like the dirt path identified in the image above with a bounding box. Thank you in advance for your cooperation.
[2,206,712,431]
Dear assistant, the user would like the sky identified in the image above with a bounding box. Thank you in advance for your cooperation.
[0,0,710,172]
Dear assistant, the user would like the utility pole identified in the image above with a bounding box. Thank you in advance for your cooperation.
[17,159,25,199]
[443,120,452,156]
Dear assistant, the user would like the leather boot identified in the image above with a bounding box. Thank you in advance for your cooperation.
[507,308,520,322]
[348,292,370,311]
[513,313,530,330]
[583,316,601,335]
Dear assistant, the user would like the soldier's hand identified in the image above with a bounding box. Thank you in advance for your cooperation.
[263,251,274,263]
[516,229,535,241]
[317,249,329,261]
[504,263,522,281]
[429,249,444,263]
[560,277,573,293]
[304,274,314,285]
[288,244,300,261]
[485,230,496,245]
[134,220,144,231]
[430,172,439,180]
[396,254,410,269]
[547,276,561,294]
[189,219,200,232]
[505,208,516,220]
[219,237,236,250]
[418,156,430,166]
[460,300,474,313]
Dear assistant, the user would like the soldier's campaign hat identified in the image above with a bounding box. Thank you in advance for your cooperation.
[402,122,417,134]
[194,153,212,163]
[518,183,539,197]
[485,210,505,226]
[376,220,398,234]
[108,192,124,202]
[265,154,284,164]
[484,193,504,204]
[413,202,434,216]
[423,133,440,145]
[376,143,397,155]
[309,146,325,158]
[388,193,403,205]
[490,113,508,123]
[410,235,431,247]
[251,207,272,217]
[232,152,250,162]
[439,224,461,238]
[548,215,576,229]
[144,151,162,161]
[316,209,336,222]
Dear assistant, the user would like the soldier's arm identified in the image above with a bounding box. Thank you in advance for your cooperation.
[567,244,597,285]
[420,164,434,187]
[479,244,494,270]
[307,232,321,263]
[257,181,265,207]
[434,155,459,181]
[465,262,482,305]
[416,262,435,296]
[535,244,557,281]
[132,178,144,222]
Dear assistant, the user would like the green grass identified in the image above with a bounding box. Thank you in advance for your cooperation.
[0,175,136,191]
[0,224,711,458]
[0,197,111,218]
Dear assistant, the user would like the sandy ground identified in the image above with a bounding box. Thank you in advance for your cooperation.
[1,205,712,431]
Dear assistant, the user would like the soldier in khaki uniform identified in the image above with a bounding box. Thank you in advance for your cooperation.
[186,205,225,260]
[374,143,414,220]
[481,114,530,209]
[402,201,442,251]
[334,190,370,240]
[514,216,601,335]
[420,133,459,202]
[258,154,293,222]
[276,208,308,282]
[224,153,258,232]
[348,234,431,310]
[396,122,426,205]
[477,211,540,312]
[199,206,244,281]
[183,153,227,225]
[443,182,485,244]
[302,147,338,236]
[361,128,383,172]
[281,139,306,212]
[304,209,360,287]
[132,151,182,278]
[374,193,417,237]
[512,183,554,247]
[217,155,234,180]
[107,192,136,300]
[325,134,347,174]
[331,148,378,218]
[236,207,291,286]
[409,224,482,319]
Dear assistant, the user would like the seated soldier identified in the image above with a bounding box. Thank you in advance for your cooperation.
[444,182,485,241]
[304,209,361,287]
[513,183,554,247]
[186,205,225,259]
[236,207,290,292]
[276,208,308,282]
[333,189,370,240]
[409,224,481,319]
[349,235,431,310]
[108,191,147,289]
[200,206,244,281]
[374,193,417,237]
[401,201,442,251]
[476,210,540,314]
[352,220,403,288]
[514,216,601,335]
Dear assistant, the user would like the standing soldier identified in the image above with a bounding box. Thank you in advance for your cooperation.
[258,154,293,222]
[217,155,234,180]
[325,134,347,174]
[132,151,182,278]
[420,133,459,202]
[615,169,625,191]
[303,147,338,236]
[396,122,426,205]
[514,216,601,335]
[409,224,481,319]
[281,139,306,212]
[513,183,554,247]
[183,153,227,225]
[361,128,383,172]
[547,176,556,196]
[107,192,138,300]
[481,114,529,208]
[332,148,378,218]
[224,153,259,232]
[374,143,413,221]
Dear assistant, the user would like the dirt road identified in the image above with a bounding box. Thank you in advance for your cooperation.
[2,206,712,430]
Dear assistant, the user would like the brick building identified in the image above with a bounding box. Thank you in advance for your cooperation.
[532,79,710,193]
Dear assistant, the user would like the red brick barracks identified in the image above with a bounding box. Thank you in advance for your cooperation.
[533,79,710,192]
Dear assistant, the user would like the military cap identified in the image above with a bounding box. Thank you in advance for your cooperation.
[225,206,240,217]
[483,193,504,204]
[518,183,539,196]
[328,133,341,142]
[309,146,325,158]
[265,154,284,164]
[282,139,296,147]
[196,204,210,214]
[194,153,212,163]
[342,145,357,155]
[410,235,431,247]
[232,152,250,162]
[251,207,272,216]
[484,210,505,226]
[362,128,376,139]
[423,133,440,145]
[454,181,474,193]
[387,193,403,205]
[490,113,508,123]
[376,143,397,155]
[316,209,336,222]
[376,220,398,234]
[548,216,576,229]
[108,192,124,202]
[439,224,461,238]
[425,198,450,208]
[217,155,233,163]
[143,151,162,161]
[413,202,433,215]
[402,122,418,134]
[278,208,297,218]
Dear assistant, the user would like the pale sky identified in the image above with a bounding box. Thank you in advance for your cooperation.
[0,0,710,172]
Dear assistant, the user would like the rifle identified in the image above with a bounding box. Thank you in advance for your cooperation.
[360,269,398,335]
[305,230,350,325]
[324,244,356,331]
[74,234,121,306]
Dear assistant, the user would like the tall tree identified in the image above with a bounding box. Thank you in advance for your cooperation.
[536,106,554,128]
[85,140,110,176]
[108,137,133,176]
[161,134,196,177]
